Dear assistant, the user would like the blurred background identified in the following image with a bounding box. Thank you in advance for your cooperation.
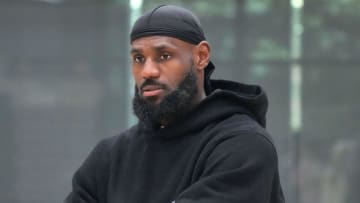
[0,0,359,202]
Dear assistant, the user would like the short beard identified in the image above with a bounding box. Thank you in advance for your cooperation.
[132,65,198,129]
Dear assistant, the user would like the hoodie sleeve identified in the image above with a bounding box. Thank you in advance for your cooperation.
[175,132,284,203]
[64,139,111,203]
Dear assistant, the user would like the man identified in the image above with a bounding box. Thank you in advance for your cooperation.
[66,5,285,203]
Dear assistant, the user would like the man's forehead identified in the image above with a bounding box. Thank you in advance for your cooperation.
[130,36,192,52]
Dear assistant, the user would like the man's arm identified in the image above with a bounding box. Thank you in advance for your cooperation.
[65,139,110,203]
[175,132,284,203]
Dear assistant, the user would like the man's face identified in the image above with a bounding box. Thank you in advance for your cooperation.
[130,36,196,105]
[130,36,199,127]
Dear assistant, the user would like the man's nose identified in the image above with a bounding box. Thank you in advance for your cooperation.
[141,59,160,79]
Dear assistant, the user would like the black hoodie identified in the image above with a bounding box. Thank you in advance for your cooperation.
[65,79,285,203]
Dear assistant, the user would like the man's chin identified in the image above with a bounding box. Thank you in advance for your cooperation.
[141,95,164,106]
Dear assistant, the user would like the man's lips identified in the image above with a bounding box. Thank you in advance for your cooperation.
[141,85,164,97]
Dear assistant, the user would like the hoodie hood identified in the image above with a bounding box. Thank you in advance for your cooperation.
[208,79,268,127]
[139,78,268,139]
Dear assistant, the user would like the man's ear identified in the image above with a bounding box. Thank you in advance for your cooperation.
[195,41,211,71]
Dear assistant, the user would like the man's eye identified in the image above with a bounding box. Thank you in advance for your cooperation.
[134,56,145,63]
[160,53,171,61]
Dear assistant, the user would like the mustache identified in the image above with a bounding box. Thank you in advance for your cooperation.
[140,79,167,90]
